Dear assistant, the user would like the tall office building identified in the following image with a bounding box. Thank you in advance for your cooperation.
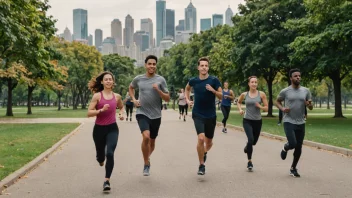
[95,29,103,50]
[63,27,72,42]
[134,31,150,52]
[225,6,234,26]
[73,9,88,40]
[141,18,153,48]
[212,14,223,27]
[200,18,211,31]
[88,34,93,46]
[185,2,197,33]
[123,14,134,48]
[111,19,122,45]
[176,20,185,31]
[166,9,175,40]
[156,0,166,46]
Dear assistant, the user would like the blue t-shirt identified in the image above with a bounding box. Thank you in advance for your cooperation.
[221,90,232,107]
[188,76,222,119]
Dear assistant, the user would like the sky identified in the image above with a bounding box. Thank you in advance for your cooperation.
[47,0,245,40]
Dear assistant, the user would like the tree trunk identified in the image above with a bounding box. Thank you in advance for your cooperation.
[27,85,36,115]
[47,94,50,106]
[265,78,274,117]
[6,78,14,116]
[330,71,344,118]
[327,95,330,109]
[57,90,62,111]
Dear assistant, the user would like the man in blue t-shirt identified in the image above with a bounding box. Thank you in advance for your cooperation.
[185,57,222,175]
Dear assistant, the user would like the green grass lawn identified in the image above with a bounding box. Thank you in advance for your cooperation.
[0,123,80,180]
[217,112,352,149]
[0,107,87,118]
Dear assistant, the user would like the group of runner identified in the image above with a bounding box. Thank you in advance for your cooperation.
[87,55,313,192]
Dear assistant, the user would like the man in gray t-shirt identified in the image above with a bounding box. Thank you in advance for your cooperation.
[129,55,170,177]
[276,69,313,178]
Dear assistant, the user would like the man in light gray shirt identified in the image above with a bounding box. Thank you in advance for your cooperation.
[129,55,170,176]
[276,68,313,178]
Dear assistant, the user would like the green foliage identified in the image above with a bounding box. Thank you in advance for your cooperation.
[102,54,135,95]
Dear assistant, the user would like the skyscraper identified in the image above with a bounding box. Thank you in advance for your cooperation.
[88,34,93,46]
[73,9,88,40]
[134,31,150,52]
[225,6,234,26]
[156,0,166,46]
[212,14,223,27]
[176,20,185,31]
[111,19,122,45]
[63,27,72,42]
[141,18,153,48]
[200,18,211,31]
[95,29,103,50]
[123,14,134,48]
[166,9,175,40]
[185,2,197,33]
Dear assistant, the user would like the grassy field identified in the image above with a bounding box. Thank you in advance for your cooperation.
[0,123,80,180]
[0,107,87,118]
[216,112,352,149]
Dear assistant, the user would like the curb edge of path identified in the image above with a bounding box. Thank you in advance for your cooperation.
[0,122,85,194]
[216,122,352,157]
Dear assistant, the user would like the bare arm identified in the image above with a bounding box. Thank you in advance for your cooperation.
[257,91,268,112]
[206,85,222,100]
[156,88,170,102]
[115,94,125,120]
[87,93,102,117]
[185,83,192,104]
[275,97,290,113]
[227,90,235,100]
[237,92,246,115]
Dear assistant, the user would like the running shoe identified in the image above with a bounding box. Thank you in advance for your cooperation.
[103,180,111,192]
[281,147,287,160]
[290,168,301,177]
[198,164,205,175]
[143,164,150,176]
[247,161,253,171]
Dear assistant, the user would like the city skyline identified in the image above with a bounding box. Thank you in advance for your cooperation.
[48,0,244,40]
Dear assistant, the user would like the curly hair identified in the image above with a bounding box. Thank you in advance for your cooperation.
[88,71,115,93]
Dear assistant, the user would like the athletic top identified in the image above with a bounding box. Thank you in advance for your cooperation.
[125,93,133,106]
[95,92,117,125]
[221,89,232,107]
[130,74,169,119]
[278,86,312,125]
[178,93,187,106]
[188,75,221,119]
[244,91,262,120]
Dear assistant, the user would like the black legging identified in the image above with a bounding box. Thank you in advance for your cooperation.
[185,104,188,115]
[221,105,231,127]
[126,104,133,118]
[283,123,305,169]
[93,123,119,178]
[243,119,262,160]
[179,105,186,115]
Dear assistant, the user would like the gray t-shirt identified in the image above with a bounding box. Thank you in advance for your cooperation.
[178,93,187,106]
[130,74,169,119]
[278,86,312,125]
[244,91,262,120]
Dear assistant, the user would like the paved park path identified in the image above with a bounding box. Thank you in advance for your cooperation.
[2,110,352,197]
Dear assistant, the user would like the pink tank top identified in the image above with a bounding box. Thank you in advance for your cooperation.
[95,92,117,125]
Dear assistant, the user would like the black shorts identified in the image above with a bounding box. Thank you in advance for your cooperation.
[136,114,161,139]
[192,115,217,139]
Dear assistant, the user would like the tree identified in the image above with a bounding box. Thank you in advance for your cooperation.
[0,0,57,116]
[286,0,352,118]
[102,54,135,95]
[57,41,103,109]
[232,0,306,116]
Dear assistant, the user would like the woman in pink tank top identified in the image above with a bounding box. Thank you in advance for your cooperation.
[87,71,125,192]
